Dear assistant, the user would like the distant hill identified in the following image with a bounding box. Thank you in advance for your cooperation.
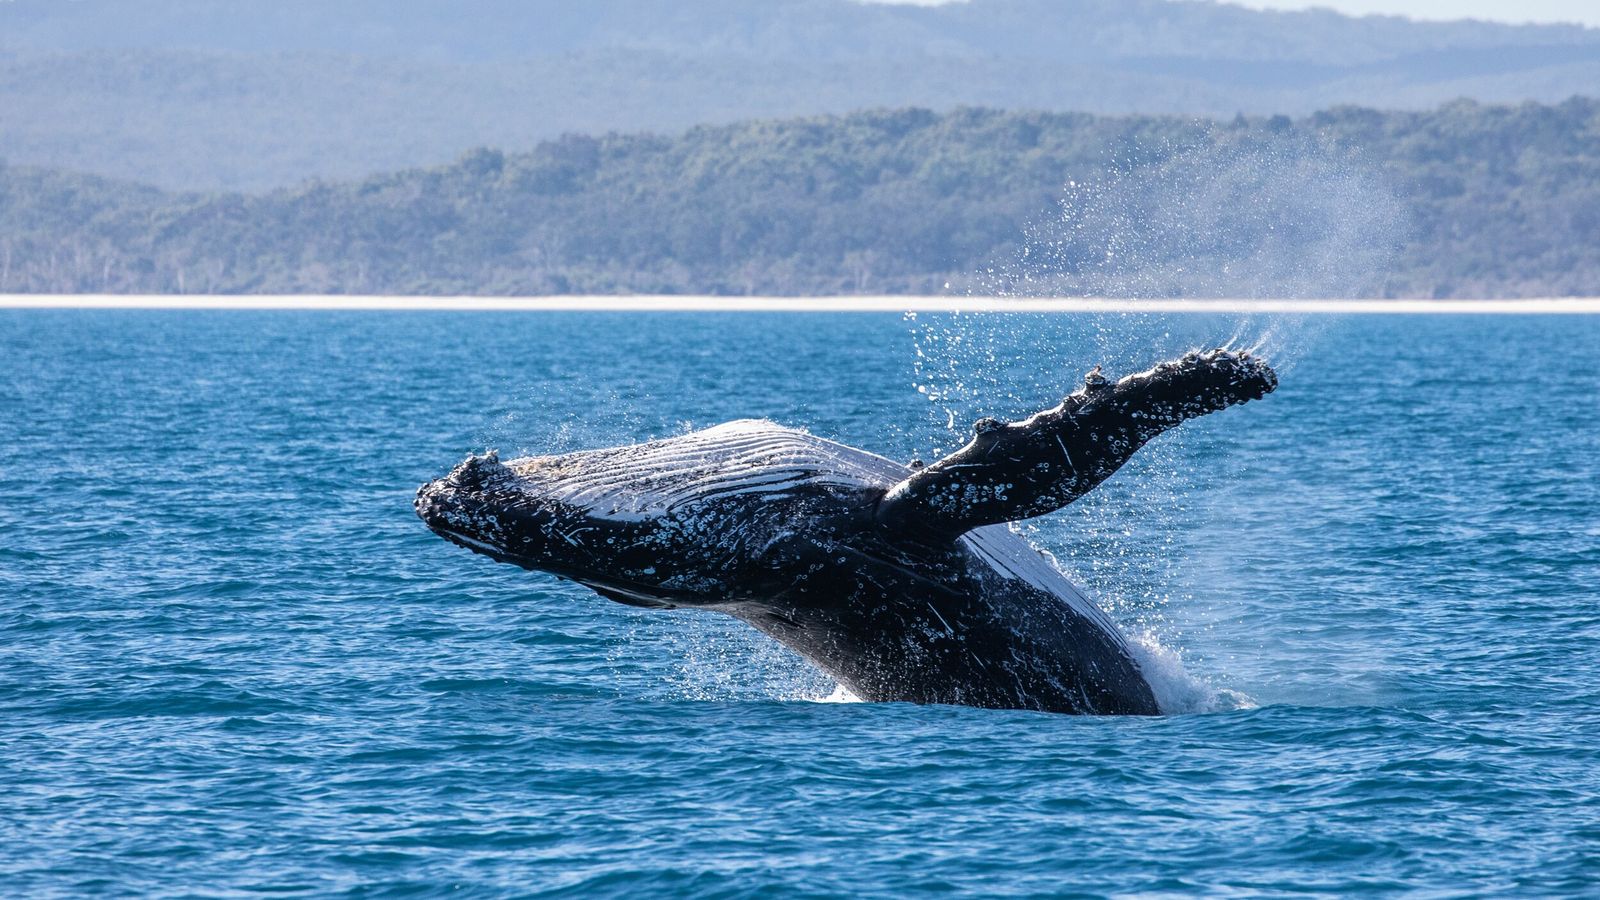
[3,100,1597,299]
[2,0,1599,189]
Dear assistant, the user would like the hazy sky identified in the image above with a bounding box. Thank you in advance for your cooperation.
[871,0,1600,28]
[1227,0,1600,27]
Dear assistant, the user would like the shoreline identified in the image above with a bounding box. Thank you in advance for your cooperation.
[2,295,1599,314]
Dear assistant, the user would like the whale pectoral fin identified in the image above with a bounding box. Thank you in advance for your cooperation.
[875,349,1277,540]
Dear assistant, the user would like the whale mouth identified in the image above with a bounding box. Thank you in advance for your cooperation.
[415,469,707,609]
[414,485,504,557]
[415,489,535,568]
[431,527,508,559]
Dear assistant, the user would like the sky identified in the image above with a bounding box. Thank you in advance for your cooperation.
[1226,0,1600,27]
[869,0,1600,28]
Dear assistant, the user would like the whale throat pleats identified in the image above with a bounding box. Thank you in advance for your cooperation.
[874,349,1277,541]
[511,421,889,522]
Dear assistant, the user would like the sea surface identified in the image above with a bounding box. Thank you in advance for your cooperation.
[3,309,1598,896]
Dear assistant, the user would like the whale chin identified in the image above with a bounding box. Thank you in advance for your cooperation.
[425,522,514,562]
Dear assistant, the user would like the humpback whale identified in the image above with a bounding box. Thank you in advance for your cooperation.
[416,349,1276,715]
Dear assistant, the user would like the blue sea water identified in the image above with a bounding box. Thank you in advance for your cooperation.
[3,309,1598,896]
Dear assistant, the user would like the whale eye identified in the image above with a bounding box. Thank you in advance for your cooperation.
[973,417,1005,435]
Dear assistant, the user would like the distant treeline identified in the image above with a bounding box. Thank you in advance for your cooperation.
[2,99,1598,298]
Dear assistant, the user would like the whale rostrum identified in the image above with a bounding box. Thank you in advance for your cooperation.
[416,348,1276,715]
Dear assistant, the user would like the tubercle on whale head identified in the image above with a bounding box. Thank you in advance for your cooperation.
[442,450,509,491]
[413,450,524,560]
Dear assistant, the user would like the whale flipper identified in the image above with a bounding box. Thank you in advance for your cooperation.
[874,349,1276,540]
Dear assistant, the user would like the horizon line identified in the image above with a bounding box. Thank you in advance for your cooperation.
[3,295,1599,314]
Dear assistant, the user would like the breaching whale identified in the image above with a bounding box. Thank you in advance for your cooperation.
[416,348,1276,715]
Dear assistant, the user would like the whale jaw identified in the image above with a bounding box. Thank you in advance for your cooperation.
[414,443,770,608]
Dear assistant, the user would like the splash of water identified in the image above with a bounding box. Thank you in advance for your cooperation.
[899,133,1404,713]
[976,129,1405,302]
[482,383,669,459]
[641,612,842,703]
[1129,632,1257,714]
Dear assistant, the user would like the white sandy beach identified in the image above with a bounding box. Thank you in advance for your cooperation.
[2,295,1598,313]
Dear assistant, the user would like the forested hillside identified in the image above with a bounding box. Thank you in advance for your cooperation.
[3,0,1599,189]
[3,100,1598,298]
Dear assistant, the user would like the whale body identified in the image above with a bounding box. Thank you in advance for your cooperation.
[416,349,1277,715]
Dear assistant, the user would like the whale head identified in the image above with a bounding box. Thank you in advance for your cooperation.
[413,429,845,607]
[414,451,537,563]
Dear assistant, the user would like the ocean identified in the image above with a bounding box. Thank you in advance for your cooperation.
[3,307,1597,895]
